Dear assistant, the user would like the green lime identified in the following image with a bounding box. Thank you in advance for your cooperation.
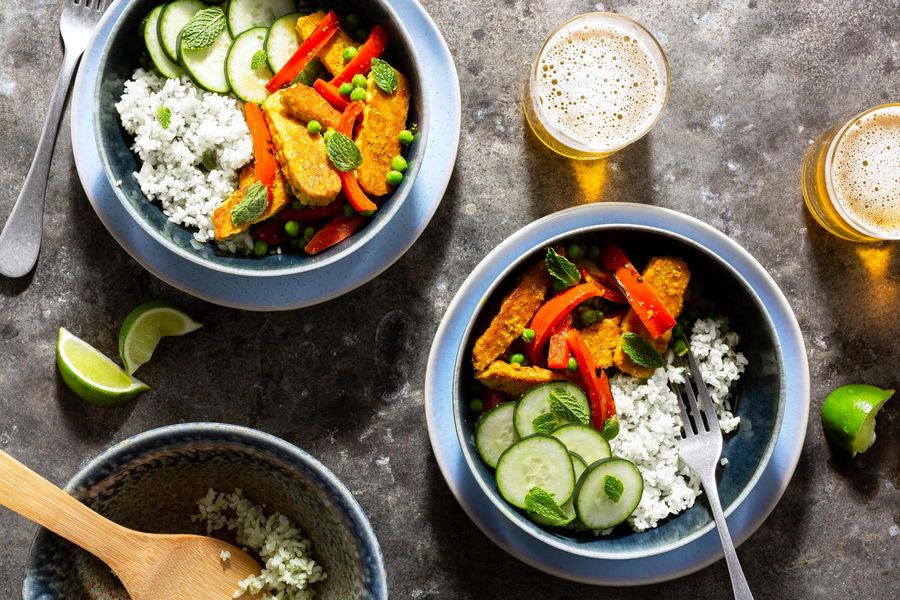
[57,328,150,407]
[118,301,202,375]
[821,384,894,456]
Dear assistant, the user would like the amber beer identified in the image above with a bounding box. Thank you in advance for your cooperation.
[802,104,900,241]
[524,13,669,160]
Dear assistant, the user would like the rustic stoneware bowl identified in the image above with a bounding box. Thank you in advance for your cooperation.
[22,423,387,600]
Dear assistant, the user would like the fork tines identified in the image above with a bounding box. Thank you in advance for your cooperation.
[672,345,721,438]
[72,0,107,10]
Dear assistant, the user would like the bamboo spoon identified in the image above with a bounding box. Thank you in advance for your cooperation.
[0,450,261,600]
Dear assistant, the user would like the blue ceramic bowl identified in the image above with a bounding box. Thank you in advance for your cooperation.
[451,208,790,560]
[94,0,427,277]
[22,424,387,600]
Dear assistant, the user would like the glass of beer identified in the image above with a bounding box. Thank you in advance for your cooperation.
[802,103,900,241]
[523,12,670,160]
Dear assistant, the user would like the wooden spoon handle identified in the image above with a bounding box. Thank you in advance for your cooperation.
[0,450,138,566]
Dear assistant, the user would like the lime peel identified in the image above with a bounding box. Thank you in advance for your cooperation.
[821,384,893,456]
[57,328,149,407]
[118,301,203,375]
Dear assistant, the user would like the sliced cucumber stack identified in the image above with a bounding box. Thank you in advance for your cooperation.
[528,452,587,527]
[226,0,296,36]
[143,6,184,79]
[226,27,273,103]
[265,12,302,73]
[158,0,207,63]
[574,458,644,530]
[514,382,590,437]
[474,402,519,469]
[496,435,574,510]
[551,423,611,466]
[180,26,233,94]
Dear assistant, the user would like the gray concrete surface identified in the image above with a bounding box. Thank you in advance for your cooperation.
[1,0,898,598]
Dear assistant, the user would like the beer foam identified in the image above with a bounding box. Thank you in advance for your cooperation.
[534,14,667,151]
[831,105,900,236]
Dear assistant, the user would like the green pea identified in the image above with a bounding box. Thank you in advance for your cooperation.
[323,128,336,141]
[469,398,484,413]
[253,240,268,257]
[580,308,599,326]
[342,46,358,61]
[386,170,404,186]
[568,244,586,259]
[673,339,689,357]
[350,87,367,102]
[521,328,536,343]
[672,323,684,338]
[338,82,354,96]
[509,353,526,366]
[587,245,601,260]
[567,357,579,372]
[303,226,315,241]
[307,120,322,134]
[344,203,357,218]
[391,155,408,172]
[352,74,368,88]
[399,129,414,144]
[284,220,301,237]
[291,200,303,210]
[359,209,375,217]
[552,280,566,293]
[345,14,362,30]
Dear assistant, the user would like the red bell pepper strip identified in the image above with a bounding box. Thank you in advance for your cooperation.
[526,282,606,364]
[580,267,628,304]
[336,102,378,212]
[304,215,365,254]
[567,329,616,429]
[267,10,340,93]
[278,203,342,222]
[330,25,390,86]
[601,242,677,339]
[483,389,507,412]
[244,103,276,189]
[313,79,349,111]
[546,316,572,370]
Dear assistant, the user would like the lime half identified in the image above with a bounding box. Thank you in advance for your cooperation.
[118,301,202,375]
[57,328,150,407]
[821,384,894,456]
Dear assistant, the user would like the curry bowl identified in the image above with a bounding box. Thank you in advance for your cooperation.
[22,423,387,600]
[93,0,427,277]
[426,203,809,571]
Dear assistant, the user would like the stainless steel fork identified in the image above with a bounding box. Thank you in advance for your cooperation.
[673,345,754,600]
[0,0,108,278]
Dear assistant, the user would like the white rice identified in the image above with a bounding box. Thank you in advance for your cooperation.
[609,317,747,531]
[193,489,326,600]
[115,69,254,252]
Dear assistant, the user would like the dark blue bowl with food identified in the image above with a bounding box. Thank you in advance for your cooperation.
[95,0,427,276]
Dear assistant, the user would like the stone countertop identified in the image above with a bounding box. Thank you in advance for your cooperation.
[0,0,898,598]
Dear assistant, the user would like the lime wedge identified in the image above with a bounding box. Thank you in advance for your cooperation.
[118,301,202,375]
[57,328,150,407]
[821,384,894,456]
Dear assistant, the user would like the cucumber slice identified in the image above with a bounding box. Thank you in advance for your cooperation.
[574,458,644,530]
[226,0,296,37]
[158,0,207,63]
[551,424,611,466]
[528,452,587,527]
[226,27,273,103]
[475,402,519,469]
[265,12,302,73]
[180,27,233,94]
[496,435,574,510]
[514,382,589,437]
[143,6,184,79]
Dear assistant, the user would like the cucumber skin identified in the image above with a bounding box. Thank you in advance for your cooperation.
[158,0,207,64]
[264,12,302,73]
[550,423,611,465]
[179,29,233,94]
[573,458,644,530]
[514,382,589,438]
[225,27,272,104]
[474,402,519,469]
[495,434,575,510]
[143,6,184,80]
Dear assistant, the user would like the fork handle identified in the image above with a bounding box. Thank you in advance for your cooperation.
[703,475,754,599]
[0,48,82,278]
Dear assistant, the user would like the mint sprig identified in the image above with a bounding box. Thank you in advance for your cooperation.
[546,247,581,288]
[250,50,268,71]
[604,475,624,503]
[326,132,362,172]
[524,487,568,523]
[532,413,558,435]
[157,106,171,129]
[620,332,664,369]
[370,57,398,94]
[548,388,590,426]
[181,7,226,50]
[230,181,268,226]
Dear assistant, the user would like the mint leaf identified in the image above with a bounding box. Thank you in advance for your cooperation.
[546,247,581,288]
[601,416,620,441]
[620,332,664,369]
[370,57,398,93]
[230,181,268,226]
[250,50,268,71]
[181,7,226,50]
[326,132,362,172]
[548,388,590,426]
[604,475,624,503]
[524,487,568,523]
[532,412,558,435]
[201,150,218,171]
[157,106,171,129]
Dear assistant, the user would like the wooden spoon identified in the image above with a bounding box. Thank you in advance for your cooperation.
[0,450,262,600]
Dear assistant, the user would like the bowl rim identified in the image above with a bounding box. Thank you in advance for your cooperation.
[426,203,809,568]
[93,0,429,278]
[22,422,388,600]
